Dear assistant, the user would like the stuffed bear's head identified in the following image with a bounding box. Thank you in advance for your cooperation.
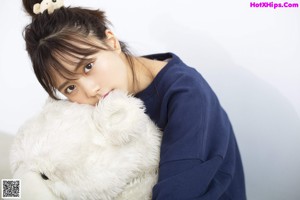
[33,0,64,14]
[10,90,161,200]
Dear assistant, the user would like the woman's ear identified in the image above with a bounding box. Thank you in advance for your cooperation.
[105,30,121,53]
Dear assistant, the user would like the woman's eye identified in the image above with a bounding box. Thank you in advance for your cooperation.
[84,63,93,73]
[65,85,76,94]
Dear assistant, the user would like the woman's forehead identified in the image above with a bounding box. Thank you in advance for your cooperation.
[52,36,104,67]
[54,52,83,70]
[48,36,106,88]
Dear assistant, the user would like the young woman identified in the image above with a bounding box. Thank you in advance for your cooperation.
[22,0,246,199]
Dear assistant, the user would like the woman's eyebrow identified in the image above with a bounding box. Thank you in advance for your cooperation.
[58,80,71,92]
[75,58,87,71]
[75,57,94,71]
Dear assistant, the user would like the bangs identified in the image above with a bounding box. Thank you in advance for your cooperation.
[47,33,107,79]
[34,32,109,99]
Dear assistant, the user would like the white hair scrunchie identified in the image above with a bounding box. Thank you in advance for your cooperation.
[33,0,64,14]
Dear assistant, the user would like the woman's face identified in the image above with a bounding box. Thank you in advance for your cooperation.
[53,33,132,105]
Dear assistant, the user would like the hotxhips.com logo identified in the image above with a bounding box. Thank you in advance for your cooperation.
[250,2,299,9]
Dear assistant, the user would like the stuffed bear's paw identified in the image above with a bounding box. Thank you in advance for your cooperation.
[92,90,147,145]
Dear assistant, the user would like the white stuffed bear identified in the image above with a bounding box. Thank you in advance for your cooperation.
[10,90,162,200]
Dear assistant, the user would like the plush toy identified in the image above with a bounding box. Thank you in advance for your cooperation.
[10,90,162,200]
[33,0,64,14]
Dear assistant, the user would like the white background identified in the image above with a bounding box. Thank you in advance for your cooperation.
[0,0,300,199]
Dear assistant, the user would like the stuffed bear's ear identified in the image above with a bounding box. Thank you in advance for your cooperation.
[33,3,41,14]
[92,90,147,145]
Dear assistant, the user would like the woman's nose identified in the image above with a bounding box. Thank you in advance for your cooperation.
[79,77,100,97]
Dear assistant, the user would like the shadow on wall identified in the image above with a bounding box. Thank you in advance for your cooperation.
[0,132,14,180]
[149,16,300,200]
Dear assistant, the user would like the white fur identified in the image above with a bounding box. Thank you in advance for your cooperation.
[10,90,162,200]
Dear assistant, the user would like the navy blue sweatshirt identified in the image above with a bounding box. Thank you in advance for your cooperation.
[135,53,246,200]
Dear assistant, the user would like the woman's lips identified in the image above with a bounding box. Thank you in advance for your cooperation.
[95,92,109,106]
[103,90,112,99]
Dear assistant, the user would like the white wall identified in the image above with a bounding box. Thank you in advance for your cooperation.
[1,0,299,199]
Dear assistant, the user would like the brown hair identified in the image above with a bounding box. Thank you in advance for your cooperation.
[22,0,134,100]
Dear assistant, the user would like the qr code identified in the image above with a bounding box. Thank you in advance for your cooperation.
[1,179,21,199]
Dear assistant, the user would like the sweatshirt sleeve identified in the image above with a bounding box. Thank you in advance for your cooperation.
[152,74,238,200]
